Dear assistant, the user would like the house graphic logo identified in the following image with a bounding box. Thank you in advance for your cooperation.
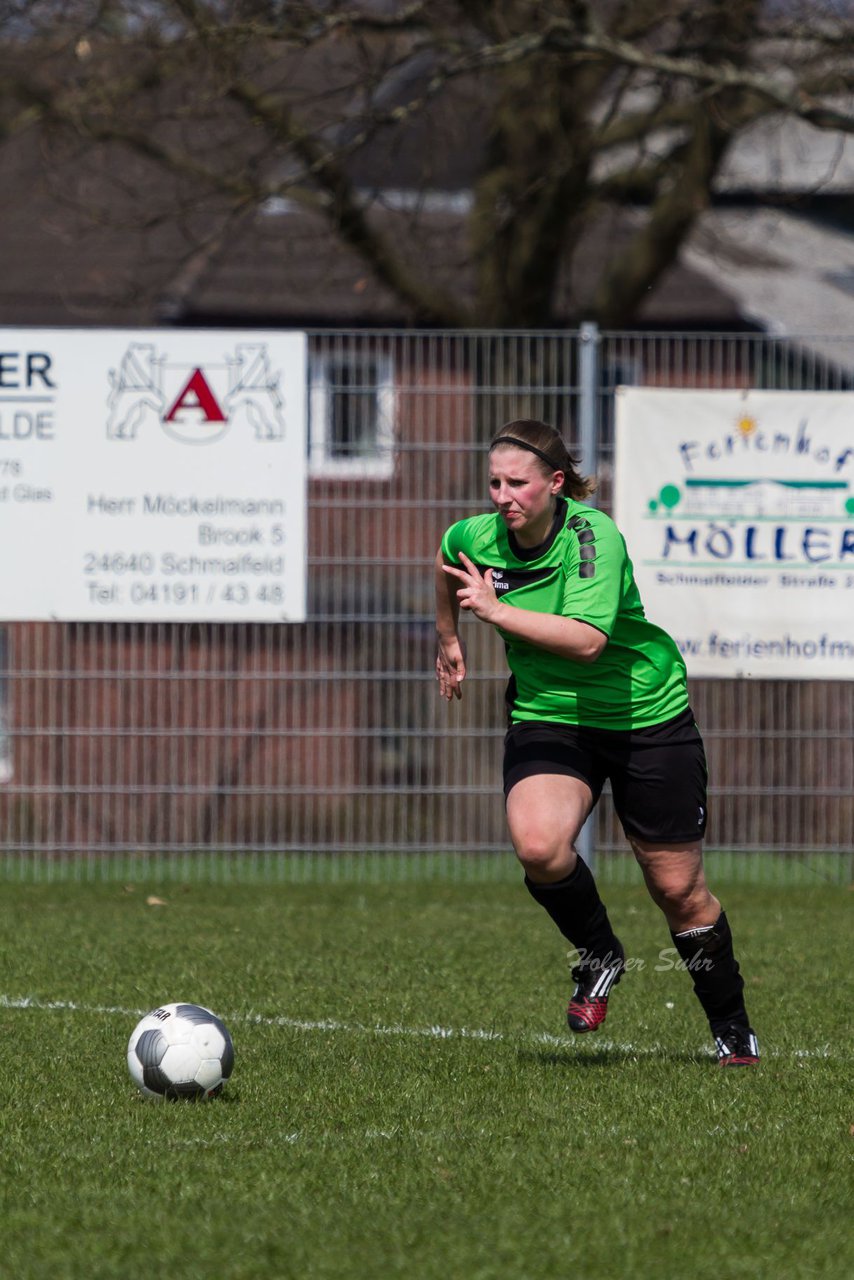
[107,342,286,444]
[649,411,854,521]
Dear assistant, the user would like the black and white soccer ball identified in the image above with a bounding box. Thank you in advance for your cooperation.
[127,1003,234,1101]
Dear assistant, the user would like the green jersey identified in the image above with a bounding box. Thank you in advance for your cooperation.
[441,498,688,729]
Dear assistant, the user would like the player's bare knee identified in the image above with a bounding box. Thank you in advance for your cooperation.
[516,836,575,880]
[655,879,717,929]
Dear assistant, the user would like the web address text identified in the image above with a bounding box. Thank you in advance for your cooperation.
[676,632,854,661]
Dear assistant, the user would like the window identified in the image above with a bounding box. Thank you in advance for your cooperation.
[309,351,395,478]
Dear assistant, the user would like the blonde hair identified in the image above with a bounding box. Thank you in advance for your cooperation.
[489,420,595,501]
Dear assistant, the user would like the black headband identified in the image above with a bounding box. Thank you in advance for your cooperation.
[491,436,560,471]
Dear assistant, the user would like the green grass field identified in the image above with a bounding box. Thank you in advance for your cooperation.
[0,877,851,1280]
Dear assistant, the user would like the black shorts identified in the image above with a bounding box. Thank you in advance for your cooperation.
[503,707,708,844]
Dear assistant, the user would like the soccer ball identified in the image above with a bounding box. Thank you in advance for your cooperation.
[127,1002,234,1101]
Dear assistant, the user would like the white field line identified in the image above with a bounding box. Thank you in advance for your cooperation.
[0,993,837,1060]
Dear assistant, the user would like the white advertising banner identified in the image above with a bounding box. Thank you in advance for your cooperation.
[614,388,854,679]
[0,329,307,621]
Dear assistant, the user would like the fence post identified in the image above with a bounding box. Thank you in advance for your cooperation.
[577,322,600,868]
[578,321,600,507]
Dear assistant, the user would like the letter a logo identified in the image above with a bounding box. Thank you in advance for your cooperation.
[164,368,227,423]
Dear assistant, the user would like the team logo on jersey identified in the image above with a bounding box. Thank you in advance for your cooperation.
[107,342,286,444]
[477,564,555,593]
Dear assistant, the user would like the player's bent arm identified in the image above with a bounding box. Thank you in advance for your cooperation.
[492,602,608,664]
[441,551,606,664]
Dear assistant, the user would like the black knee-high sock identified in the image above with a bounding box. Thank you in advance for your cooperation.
[524,856,622,965]
[670,911,750,1035]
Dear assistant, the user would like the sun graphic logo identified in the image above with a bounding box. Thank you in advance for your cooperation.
[106,343,286,444]
[736,414,758,438]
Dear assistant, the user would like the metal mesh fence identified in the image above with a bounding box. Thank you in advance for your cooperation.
[1,328,852,883]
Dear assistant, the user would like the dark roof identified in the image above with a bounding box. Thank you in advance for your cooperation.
[184,203,745,328]
[0,127,745,330]
[0,129,233,326]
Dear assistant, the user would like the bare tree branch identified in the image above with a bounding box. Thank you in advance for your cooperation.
[2,0,854,328]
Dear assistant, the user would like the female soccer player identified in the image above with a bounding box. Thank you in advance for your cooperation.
[435,419,759,1066]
